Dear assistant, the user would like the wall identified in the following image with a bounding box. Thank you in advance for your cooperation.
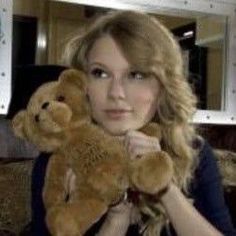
[13,0,49,64]
[13,0,41,17]
[12,1,100,64]
[47,1,100,64]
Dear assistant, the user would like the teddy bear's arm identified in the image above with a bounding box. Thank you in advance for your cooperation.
[43,153,72,209]
[130,151,174,194]
[43,152,110,236]
[139,122,162,138]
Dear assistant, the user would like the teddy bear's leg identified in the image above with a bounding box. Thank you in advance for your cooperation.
[46,198,108,236]
[130,151,174,195]
[86,160,129,204]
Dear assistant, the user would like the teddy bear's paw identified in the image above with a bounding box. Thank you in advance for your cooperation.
[130,151,174,194]
[56,223,81,236]
[46,206,81,236]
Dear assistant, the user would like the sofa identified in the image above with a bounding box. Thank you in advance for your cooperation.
[0,158,34,236]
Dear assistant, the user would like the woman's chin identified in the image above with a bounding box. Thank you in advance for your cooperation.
[102,124,129,136]
[96,119,146,136]
[105,128,127,136]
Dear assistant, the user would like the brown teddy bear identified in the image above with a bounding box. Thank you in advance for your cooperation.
[12,69,174,236]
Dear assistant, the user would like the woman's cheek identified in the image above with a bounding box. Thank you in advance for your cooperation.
[132,89,158,108]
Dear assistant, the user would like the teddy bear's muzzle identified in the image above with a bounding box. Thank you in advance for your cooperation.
[35,101,73,133]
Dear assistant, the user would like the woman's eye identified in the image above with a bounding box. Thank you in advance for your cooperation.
[90,68,108,79]
[129,71,145,80]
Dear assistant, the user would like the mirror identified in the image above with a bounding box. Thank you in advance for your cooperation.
[173,15,226,111]
[146,13,227,111]
[48,0,236,124]
[0,0,12,115]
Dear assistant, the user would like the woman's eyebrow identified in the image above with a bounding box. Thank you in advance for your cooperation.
[88,61,103,66]
[88,62,105,67]
[87,62,111,73]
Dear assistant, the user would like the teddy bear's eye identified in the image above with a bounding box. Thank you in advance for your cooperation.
[56,96,65,102]
[41,102,49,109]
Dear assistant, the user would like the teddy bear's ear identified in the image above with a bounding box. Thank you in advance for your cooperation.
[58,69,87,91]
[12,110,27,139]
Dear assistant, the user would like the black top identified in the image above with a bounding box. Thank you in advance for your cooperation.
[31,140,236,236]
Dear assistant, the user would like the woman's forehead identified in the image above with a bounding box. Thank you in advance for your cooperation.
[87,36,130,69]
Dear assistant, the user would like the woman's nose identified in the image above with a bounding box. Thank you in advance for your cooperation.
[108,77,126,100]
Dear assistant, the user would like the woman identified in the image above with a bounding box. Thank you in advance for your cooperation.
[32,10,236,236]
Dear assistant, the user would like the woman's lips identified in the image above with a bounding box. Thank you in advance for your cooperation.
[104,109,131,119]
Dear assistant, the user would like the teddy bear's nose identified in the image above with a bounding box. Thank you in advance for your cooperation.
[41,102,49,109]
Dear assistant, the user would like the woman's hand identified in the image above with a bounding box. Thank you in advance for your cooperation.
[97,200,133,236]
[122,131,223,236]
[107,200,133,223]
[124,130,173,196]
[97,130,160,236]
[124,130,170,194]
[124,130,161,160]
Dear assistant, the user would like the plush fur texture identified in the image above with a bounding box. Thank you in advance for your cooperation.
[12,69,174,236]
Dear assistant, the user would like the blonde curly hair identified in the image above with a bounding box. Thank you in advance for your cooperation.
[64,10,199,191]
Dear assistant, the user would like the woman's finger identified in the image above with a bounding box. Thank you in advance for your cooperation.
[129,137,161,149]
[126,136,161,153]
[109,200,133,214]
[129,145,159,160]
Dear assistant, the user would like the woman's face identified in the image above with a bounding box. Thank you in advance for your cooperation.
[86,35,160,136]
